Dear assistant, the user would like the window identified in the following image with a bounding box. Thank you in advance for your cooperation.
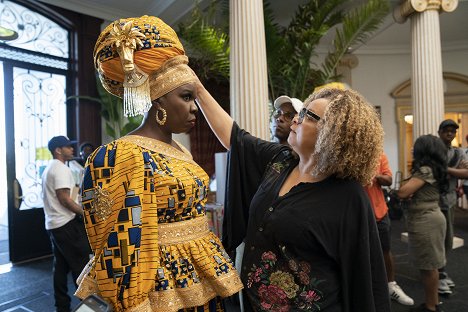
[1,0,71,210]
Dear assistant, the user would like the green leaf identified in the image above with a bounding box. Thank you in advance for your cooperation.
[121,116,143,136]
[180,0,389,105]
[105,122,116,139]
[66,95,102,104]
[178,1,230,83]
[321,0,390,82]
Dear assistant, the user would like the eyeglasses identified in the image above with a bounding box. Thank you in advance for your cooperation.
[297,107,321,124]
[273,109,296,121]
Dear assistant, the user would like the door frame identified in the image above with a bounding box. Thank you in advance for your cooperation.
[3,59,70,263]
[392,72,468,177]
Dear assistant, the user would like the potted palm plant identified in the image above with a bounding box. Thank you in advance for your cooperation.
[67,79,142,141]
[179,0,389,100]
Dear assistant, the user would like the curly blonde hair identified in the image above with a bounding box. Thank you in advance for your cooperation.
[306,88,383,185]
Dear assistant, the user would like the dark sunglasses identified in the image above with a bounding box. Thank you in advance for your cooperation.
[273,109,296,121]
[297,107,321,124]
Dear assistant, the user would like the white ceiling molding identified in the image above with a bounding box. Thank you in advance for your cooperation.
[35,0,468,54]
[37,0,142,21]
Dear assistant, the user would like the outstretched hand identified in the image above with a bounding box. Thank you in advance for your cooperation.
[189,67,204,91]
[188,69,234,149]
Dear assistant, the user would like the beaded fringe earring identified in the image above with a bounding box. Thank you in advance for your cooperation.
[155,108,167,125]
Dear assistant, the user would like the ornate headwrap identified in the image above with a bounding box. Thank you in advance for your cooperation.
[94,15,196,116]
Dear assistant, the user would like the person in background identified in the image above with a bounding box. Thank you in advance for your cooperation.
[74,15,242,312]
[271,95,303,145]
[195,83,391,311]
[437,119,468,294]
[67,142,95,186]
[462,134,468,206]
[364,153,414,306]
[396,134,449,312]
[77,142,95,166]
[42,135,91,312]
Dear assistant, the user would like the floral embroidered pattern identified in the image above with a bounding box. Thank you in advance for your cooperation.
[271,162,285,174]
[247,250,324,311]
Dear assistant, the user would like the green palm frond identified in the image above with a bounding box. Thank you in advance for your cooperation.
[264,0,287,99]
[178,3,230,82]
[268,0,348,100]
[179,0,389,103]
[321,0,389,82]
[67,79,142,140]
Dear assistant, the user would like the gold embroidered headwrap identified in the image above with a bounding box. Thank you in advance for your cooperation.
[94,15,196,116]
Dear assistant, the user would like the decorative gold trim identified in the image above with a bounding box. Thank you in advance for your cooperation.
[91,186,113,222]
[118,135,195,164]
[76,266,243,312]
[146,270,243,312]
[127,298,152,312]
[75,274,100,300]
[158,217,211,245]
[147,56,196,102]
[75,218,243,310]
[75,257,100,300]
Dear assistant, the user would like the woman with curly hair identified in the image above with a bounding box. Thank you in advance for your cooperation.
[397,135,449,312]
[195,84,391,311]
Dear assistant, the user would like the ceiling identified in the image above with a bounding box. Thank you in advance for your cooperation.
[37,0,468,54]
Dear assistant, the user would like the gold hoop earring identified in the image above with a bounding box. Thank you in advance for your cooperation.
[155,108,167,125]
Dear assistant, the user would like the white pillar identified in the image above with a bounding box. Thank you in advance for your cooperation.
[229,0,269,140]
[394,0,459,139]
[411,6,444,138]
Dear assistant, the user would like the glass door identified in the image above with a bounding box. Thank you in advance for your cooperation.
[0,61,8,264]
[4,63,68,263]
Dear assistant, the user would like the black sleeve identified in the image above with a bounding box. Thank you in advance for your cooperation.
[222,122,288,251]
[339,186,391,312]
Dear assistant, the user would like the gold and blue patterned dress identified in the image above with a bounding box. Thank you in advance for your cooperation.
[75,135,242,312]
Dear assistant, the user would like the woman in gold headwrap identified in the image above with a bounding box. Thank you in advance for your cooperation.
[75,15,242,312]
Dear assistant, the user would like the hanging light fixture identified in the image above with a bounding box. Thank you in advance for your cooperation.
[0,25,18,41]
[404,115,413,125]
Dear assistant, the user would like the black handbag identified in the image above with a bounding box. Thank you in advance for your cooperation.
[384,171,410,220]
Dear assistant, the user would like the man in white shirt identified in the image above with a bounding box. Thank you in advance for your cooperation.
[42,135,90,312]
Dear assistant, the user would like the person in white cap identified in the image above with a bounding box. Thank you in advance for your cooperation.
[271,95,303,145]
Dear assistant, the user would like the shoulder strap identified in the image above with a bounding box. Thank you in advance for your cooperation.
[448,148,461,167]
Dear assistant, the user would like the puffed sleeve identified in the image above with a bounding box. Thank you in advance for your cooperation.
[413,166,436,185]
[77,141,159,311]
[222,123,289,251]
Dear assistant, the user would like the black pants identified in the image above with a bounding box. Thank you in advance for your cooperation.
[48,216,91,312]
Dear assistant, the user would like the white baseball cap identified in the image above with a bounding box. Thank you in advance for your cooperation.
[273,95,303,113]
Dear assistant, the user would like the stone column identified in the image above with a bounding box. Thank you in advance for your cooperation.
[337,54,359,87]
[394,0,458,139]
[230,0,269,140]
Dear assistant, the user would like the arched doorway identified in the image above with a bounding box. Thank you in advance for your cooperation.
[391,72,468,177]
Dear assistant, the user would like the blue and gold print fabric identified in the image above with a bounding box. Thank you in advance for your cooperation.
[76,135,242,312]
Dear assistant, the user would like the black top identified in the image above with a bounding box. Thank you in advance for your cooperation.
[223,123,390,312]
